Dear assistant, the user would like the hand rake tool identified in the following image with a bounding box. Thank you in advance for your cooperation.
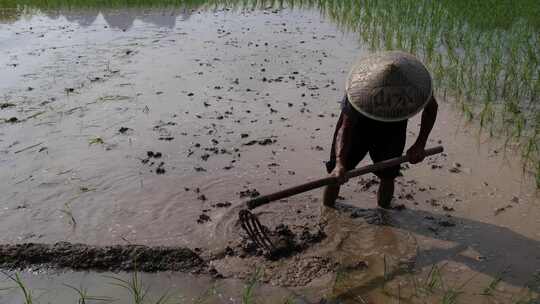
[238,146,444,253]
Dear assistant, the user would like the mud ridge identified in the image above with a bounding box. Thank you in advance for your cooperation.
[0,242,204,272]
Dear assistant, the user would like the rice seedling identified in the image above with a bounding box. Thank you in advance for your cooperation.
[383,254,391,282]
[105,271,172,304]
[193,283,218,304]
[64,284,115,304]
[410,264,476,303]
[59,198,77,229]
[512,289,539,304]
[1,272,34,304]
[282,298,296,304]
[106,272,148,304]
[242,268,262,304]
[441,288,461,304]
[417,264,443,295]
[536,162,540,188]
[80,186,96,193]
[481,275,502,296]
[88,136,104,145]
[528,269,540,290]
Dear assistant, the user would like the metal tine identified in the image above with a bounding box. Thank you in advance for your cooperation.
[252,214,275,250]
[241,210,273,251]
[239,210,264,248]
[239,209,275,252]
[239,210,265,249]
[248,211,275,251]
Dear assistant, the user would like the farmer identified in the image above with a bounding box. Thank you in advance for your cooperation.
[324,51,438,208]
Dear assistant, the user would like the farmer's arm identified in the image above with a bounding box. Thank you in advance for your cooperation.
[331,112,355,181]
[407,96,438,164]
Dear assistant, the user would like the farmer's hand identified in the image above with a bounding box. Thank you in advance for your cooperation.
[331,165,349,184]
[406,142,426,164]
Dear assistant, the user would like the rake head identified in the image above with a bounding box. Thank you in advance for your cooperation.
[238,209,275,253]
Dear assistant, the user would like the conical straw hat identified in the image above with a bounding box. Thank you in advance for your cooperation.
[345,51,432,122]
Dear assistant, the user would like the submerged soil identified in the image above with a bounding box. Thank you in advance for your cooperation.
[0,5,539,303]
[0,242,203,272]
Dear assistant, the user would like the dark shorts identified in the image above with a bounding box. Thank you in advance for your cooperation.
[326,97,408,179]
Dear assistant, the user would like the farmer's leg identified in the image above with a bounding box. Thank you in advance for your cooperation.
[323,184,340,207]
[377,177,395,209]
[324,112,366,208]
[369,119,408,208]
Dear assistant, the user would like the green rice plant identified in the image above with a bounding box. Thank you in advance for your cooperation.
[80,186,96,193]
[382,23,393,50]
[513,291,539,304]
[242,268,262,304]
[395,27,404,50]
[424,28,437,64]
[479,102,495,135]
[2,272,33,304]
[106,272,172,304]
[441,288,461,304]
[59,201,77,229]
[481,275,502,296]
[411,263,476,303]
[88,137,104,145]
[369,25,380,51]
[525,270,540,291]
[442,271,478,304]
[64,284,115,304]
[420,264,443,294]
[521,135,538,170]
[193,283,218,304]
[536,162,540,189]
[106,272,148,304]
[383,254,391,282]
[408,30,418,54]
[282,298,295,304]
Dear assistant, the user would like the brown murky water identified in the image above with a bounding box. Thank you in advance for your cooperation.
[0,6,539,303]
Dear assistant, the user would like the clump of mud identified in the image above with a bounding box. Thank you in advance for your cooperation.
[238,224,326,260]
[0,242,203,272]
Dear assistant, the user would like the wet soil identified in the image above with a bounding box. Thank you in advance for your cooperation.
[0,5,539,303]
[0,242,203,272]
[233,222,326,260]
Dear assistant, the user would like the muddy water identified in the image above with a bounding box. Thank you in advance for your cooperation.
[0,5,539,303]
[0,270,304,303]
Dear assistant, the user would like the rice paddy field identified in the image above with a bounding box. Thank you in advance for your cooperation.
[0,0,539,303]
[2,0,539,184]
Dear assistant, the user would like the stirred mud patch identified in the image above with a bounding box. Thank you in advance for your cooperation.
[0,242,203,272]
[237,223,327,260]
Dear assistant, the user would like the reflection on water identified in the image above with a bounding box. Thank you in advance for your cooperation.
[64,8,194,29]
[1,7,195,29]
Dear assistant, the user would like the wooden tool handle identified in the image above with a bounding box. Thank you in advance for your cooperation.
[246,146,443,209]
